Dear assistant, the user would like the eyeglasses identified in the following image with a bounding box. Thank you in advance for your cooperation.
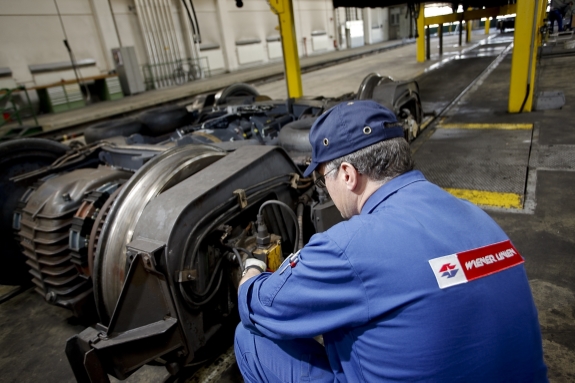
[314,167,337,188]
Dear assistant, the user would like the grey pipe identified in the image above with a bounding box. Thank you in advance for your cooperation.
[158,0,180,70]
[147,0,170,86]
[137,0,162,87]
[134,0,157,88]
[297,203,304,250]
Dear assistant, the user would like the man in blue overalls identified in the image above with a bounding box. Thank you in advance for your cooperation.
[235,101,548,382]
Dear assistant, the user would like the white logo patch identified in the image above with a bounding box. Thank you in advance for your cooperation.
[428,254,468,289]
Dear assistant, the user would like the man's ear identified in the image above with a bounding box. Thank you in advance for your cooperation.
[340,162,360,191]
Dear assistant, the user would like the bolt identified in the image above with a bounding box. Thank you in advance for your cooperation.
[45,291,57,304]
[62,193,71,202]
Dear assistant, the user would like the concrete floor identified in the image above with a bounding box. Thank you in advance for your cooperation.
[1,30,575,382]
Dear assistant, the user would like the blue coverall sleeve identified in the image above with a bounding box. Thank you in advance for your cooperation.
[238,230,369,339]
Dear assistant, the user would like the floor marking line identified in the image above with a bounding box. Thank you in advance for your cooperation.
[438,123,533,130]
[444,188,523,209]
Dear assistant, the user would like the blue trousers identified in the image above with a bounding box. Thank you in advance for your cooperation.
[234,324,335,382]
[549,9,564,32]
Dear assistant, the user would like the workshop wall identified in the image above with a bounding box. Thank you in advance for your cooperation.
[0,0,107,85]
[0,0,396,88]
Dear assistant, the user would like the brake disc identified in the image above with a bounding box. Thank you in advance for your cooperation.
[93,144,226,322]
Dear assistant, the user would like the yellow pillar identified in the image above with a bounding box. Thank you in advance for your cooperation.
[485,17,490,34]
[416,4,425,62]
[508,0,540,113]
[466,8,472,42]
[268,0,302,98]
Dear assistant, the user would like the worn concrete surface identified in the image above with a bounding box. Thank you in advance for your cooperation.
[256,31,498,100]
[439,41,575,383]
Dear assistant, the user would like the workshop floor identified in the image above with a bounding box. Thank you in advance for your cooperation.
[1,31,574,382]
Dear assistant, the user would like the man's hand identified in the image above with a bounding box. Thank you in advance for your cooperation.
[239,258,267,290]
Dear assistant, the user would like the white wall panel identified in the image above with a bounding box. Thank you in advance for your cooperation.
[0,13,104,84]
[267,40,282,60]
[371,27,383,43]
[0,0,363,86]
[236,43,265,65]
[200,48,225,71]
[311,33,329,52]
[1,0,92,15]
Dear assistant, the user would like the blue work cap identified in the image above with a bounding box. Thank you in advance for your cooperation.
[303,100,404,177]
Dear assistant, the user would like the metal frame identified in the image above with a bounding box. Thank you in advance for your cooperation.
[268,0,303,98]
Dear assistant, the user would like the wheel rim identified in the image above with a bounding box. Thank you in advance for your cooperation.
[94,144,225,322]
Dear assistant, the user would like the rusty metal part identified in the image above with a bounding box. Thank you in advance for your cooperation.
[87,185,122,278]
[70,182,126,277]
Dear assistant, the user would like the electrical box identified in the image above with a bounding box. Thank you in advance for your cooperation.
[111,47,146,95]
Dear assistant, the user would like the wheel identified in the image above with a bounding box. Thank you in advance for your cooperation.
[138,105,191,136]
[401,108,420,142]
[0,138,69,285]
[173,67,187,85]
[356,73,384,100]
[83,118,143,144]
[356,73,394,100]
[213,83,260,107]
[93,144,225,322]
[188,64,202,81]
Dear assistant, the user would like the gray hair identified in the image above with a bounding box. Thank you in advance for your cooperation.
[324,137,414,184]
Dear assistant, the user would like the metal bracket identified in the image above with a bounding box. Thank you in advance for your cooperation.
[289,173,300,189]
[176,269,197,282]
[126,237,165,272]
[66,252,185,382]
[233,189,248,209]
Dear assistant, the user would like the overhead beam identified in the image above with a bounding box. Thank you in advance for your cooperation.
[424,4,517,26]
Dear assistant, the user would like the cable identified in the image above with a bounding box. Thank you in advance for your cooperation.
[258,200,299,253]
[231,248,244,272]
[181,0,197,38]
[179,177,292,307]
[182,272,224,307]
[520,84,531,113]
[184,176,290,270]
[188,0,202,44]
[193,256,224,297]
[235,247,253,258]
[179,257,224,307]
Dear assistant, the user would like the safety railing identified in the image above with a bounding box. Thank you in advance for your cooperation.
[0,86,40,139]
[142,56,211,90]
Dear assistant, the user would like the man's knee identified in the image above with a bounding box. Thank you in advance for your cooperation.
[234,323,253,355]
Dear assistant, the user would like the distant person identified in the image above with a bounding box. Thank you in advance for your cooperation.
[550,0,573,32]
